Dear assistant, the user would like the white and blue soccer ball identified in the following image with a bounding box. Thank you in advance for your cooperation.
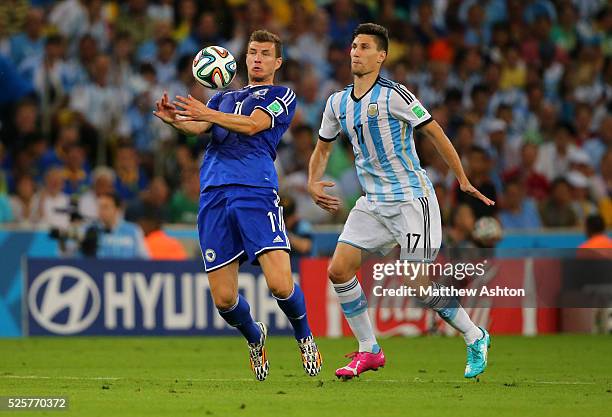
[192,46,237,89]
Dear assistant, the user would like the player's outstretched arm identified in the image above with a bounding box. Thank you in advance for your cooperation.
[153,92,211,136]
[307,139,341,213]
[173,95,271,136]
[420,120,495,206]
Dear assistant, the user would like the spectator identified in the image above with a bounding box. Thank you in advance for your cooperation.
[173,0,197,42]
[38,167,70,229]
[169,166,200,224]
[177,12,225,58]
[539,177,579,227]
[138,205,187,260]
[595,150,612,227]
[10,174,39,226]
[61,143,90,195]
[584,114,612,171]
[125,176,170,222]
[578,214,612,249]
[535,122,580,181]
[443,203,477,249]
[39,124,80,173]
[113,144,149,201]
[78,166,115,220]
[88,192,149,259]
[455,146,497,218]
[70,54,126,134]
[1,98,38,152]
[566,170,599,226]
[503,142,549,200]
[499,179,542,229]
[114,0,154,47]
[8,8,44,68]
[280,194,313,256]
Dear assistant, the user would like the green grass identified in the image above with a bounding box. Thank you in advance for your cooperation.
[0,335,610,417]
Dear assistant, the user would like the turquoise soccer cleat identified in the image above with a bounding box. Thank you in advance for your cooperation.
[464,327,491,378]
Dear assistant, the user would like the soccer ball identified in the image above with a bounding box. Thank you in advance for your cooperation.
[192,46,237,89]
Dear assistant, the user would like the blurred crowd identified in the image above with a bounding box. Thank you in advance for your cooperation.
[0,0,611,253]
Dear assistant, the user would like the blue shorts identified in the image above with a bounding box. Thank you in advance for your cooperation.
[197,185,290,272]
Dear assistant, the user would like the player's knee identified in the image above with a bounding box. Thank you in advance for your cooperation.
[212,291,238,311]
[327,263,353,284]
[267,279,294,299]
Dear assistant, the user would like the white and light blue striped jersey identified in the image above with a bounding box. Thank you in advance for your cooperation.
[319,76,435,202]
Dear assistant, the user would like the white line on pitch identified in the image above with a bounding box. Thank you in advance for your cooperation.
[363,379,598,385]
[0,375,121,381]
[0,375,599,385]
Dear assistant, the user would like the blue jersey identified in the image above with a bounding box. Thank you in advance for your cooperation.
[200,85,297,191]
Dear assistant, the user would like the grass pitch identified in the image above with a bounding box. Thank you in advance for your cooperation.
[0,335,610,417]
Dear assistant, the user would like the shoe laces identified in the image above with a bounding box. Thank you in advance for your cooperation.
[248,341,264,366]
[298,336,318,357]
[467,342,482,363]
[344,351,367,365]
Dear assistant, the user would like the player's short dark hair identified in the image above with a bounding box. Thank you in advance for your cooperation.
[352,23,389,52]
[585,214,605,236]
[249,30,282,58]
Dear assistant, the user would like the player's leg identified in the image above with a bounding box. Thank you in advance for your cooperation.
[230,186,321,376]
[258,249,322,376]
[207,260,262,344]
[328,242,380,354]
[395,195,490,378]
[258,249,311,339]
[331,197,391,379]
[198,189,268,380]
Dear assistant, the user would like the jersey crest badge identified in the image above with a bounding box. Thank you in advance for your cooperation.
[367,103,379,118]
[252,88,268,99]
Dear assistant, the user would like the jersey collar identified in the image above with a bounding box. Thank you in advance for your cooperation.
[350,75,380,102]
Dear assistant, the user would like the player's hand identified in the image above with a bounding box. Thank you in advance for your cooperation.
[308,181,341,213]
[460,181,496,206]
[173,95,214,122]
[153,92,178,124]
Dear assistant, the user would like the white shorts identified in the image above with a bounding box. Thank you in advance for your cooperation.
[338,195,442,262]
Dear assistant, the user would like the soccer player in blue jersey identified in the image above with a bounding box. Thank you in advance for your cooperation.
[308,23,494,379]
[153,30,322,381]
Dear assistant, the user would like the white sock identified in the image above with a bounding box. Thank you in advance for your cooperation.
[333,276,380,353]
[421,282,482,345]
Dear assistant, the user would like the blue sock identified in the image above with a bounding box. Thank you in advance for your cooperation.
[217,295,262,344]
[274,283,311,340]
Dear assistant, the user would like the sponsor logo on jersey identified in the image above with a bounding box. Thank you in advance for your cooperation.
[273,236,284,243]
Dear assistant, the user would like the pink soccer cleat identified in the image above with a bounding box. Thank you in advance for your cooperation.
[335,349,386,380]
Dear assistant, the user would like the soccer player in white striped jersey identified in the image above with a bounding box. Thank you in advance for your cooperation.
[308,23,495,380]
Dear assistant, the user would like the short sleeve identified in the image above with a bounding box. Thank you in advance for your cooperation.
[206,91,224,111]
[388,84,433,129]
[253,86,296,127]
[318,94,341,141]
